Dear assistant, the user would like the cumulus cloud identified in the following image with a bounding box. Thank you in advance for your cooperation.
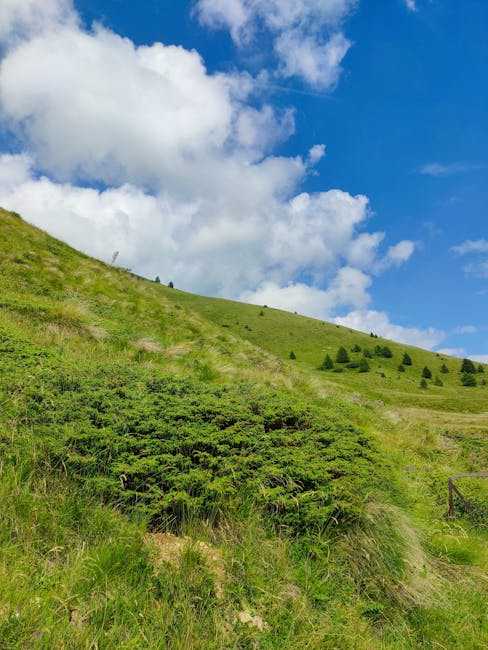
[335,310,446,349]
[195,0,356,89]
[0,0,75,42]
[241,267,371,319]
[0,1,417,331]
[0,154,396,300]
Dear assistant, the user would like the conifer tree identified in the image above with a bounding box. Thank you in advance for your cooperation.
[289,351,296,360]
[336,346,350,363]
[434,376,443,387]
[402,352,412,366]
[460,358,476,374]
[398,364,405,373]
[359,357,370,373]
[440,363,449,374]
[478,364,485,374]
[462,373,477,387]
[420,378,428,389]
[422,366,432,379]
[320,354,334,370]
[154,275,161,284]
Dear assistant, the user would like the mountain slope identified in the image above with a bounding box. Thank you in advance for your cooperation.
[1,208,488,649]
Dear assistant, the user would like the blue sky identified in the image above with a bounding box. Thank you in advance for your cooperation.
[0,0,486,358]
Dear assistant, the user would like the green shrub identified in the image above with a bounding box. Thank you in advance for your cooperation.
[440,363,449,374]
[375,346,393,359]
[289,350,296,360]
[0,332,383,536]
[351,344,361,353]
[477,364,485,374]
[398,365,405,373]
[363,349,373,359]
[434,376,443,387]
[420,378,428,389]
[346,362,360,369]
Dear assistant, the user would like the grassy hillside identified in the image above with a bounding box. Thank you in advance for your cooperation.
[1,208,488,649]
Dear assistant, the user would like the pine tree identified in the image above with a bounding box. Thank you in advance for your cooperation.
[477,364,485,374]
[359,357,370,373]
[154,275,161,284]
[434,376,443,387]
[336,346,350,363]
[398,364,405,373]
[422,366,432,379]
[289,351,296,360]
[462,373,477,387]
[320,354,334,370]
[402,352,412,366]
[460,358,476,374]
[351,344,362,353]
[382,346,393,358]
[168,281,174,289]
[440,363,449,374]
[420,378,428,389]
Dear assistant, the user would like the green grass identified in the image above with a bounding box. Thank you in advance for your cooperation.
[1,207,488,648]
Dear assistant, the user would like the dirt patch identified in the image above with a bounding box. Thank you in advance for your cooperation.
[164,343,192,358]
[146,532,226,599]
[86,324,108,341]
[134,338,163,353]
[236,610,269,632]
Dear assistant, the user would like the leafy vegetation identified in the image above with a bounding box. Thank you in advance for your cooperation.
[1,208,488,648]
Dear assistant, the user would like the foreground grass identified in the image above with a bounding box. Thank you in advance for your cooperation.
[1,208,488,648]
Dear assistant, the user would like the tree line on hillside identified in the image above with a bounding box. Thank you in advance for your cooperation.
[288,344,486,389]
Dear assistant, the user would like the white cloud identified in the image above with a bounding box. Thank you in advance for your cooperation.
[240,267,371,319]
[463,261,488,279]
[195,0,356,89]
[404,0,417,12]
[335,310,446,349]
[436,348,466,358]
[451,239,488,256]
[0,154,390,300]
[274,31,351,90]
[472,355,488,364]
[0,2,418,328]
[419,162,483,177]
[0,0,75,42]
[308,144,326,165]
[453,325,478,335]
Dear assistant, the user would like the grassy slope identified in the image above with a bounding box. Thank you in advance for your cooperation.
[1,208,488,649]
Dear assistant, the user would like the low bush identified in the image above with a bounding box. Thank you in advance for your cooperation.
[0,331,383,536]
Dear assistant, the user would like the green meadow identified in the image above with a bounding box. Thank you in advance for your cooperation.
[1,207,488,649]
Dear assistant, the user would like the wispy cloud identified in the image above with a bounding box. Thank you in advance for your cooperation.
[419,162,484,177]
[404,0,417,12]
[436,347,466,358]
[463,261,488,279]
[451,239,488,256]
[453,325,478,335]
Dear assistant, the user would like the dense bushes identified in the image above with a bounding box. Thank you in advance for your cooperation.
[0,331,382,536]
